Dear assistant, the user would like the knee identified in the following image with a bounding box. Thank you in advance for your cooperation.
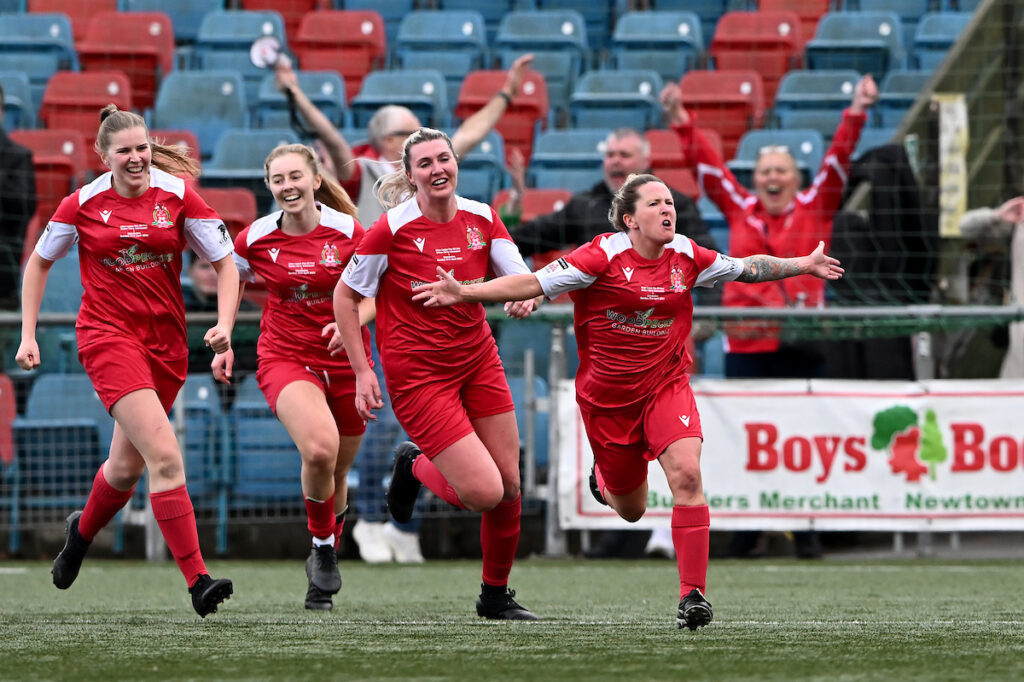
[104,458,145,489]
[666,463,702,498]
[460,485,505,513]
[302,438,339,474]
[149,447,184,483]
[617,503,646,524]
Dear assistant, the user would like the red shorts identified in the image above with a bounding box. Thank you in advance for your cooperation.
[579,374,702,497]
[386,342,514,458]
[256,358,366,436]
[79,334,187,413]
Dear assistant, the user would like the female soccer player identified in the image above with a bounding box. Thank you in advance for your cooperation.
[212,144,374,611]
[17,105,238,617]
[412,173,844,629]
[333,128,541,620]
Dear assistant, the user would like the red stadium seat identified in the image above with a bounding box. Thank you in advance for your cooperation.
[709,11,805,107]
[198,187,258,240]
[240,0,326,43]
[456,69,549,167]
[77,11,175,112]
[292,10,387,103]
[150,128,202,164]
[492,188,572,223]
[658,168,700,200]
[758,0,831,45]
[39,71,133,175]
[678,70,765,159]
[28,0,118,43]
[9,129,90,229]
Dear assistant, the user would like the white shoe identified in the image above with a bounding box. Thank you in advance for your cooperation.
[645,526,676,559]
[351,520,394,563]
[383,522,425,564]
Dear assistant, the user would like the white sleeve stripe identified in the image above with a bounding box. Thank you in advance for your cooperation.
[34,220,78,261]
[184,217,232,263]
[341,253,387,298]
[695,253,743,287]
[233,253,255,283]
[489,238,531,277]
[535,260,595,299]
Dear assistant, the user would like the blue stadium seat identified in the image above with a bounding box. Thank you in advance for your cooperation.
[200,128,301,214]
[771,69,863,141]
[506,375,550,470]
[35,245,84,374]
[453,130,507,204]
[877,69,932,128]
[228,374,301,504]
[178,374,225,503]
[0,54,59,120]
[698,196,728,249]
[696,332,725,378]
[193,10,289,105]
[151,71,248,160]
[805,11,906,77]
[498,319,554,381]
[0,71,35,129]
[527,128,607,192]
[912,11,973,71]
[24,374,114,454]
[649,0,728,49]
[119,0,225,44]
[536,0,614,54]
[393,11,487,107]
[254,71,347,129]
[726,128,825,189]
[0,13,77,109]
[349,69,449,129]
[495,10,589,117]
[438,0,517,45]
[568,69,664,131]
[853,127,898,161]
[342,0,414,48]
[0,0,25,10]
[609,11,703,83]
[858,0,932,49]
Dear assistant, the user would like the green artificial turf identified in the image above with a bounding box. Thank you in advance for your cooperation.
[1,558,1022,681]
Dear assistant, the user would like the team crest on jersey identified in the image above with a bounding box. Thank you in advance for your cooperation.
[669,267,687,292]
[151,203,173,228]
[466,226,487,250]
[319,243,340,267]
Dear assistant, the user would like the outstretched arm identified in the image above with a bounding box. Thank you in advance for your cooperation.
[452,54,533,157]
[413,266,542,307]
[735,241,844,283]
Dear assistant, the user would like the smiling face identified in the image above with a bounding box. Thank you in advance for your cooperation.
[753,150,800,216]
[406,137,458,206]
[624,181,676,252]
[101,126,151,198]
[267,151,321,217]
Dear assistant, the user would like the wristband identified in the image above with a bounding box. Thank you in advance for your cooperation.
[496,91,512,105]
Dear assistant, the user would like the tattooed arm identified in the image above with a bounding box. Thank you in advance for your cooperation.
[735,241,845,283]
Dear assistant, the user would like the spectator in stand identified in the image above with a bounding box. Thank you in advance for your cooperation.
[183,251,258,379]
[16,104,238,617]
[412,172,845,629]
[0,83,37,313]
[660,75,878,559]
[959,196,1024,378]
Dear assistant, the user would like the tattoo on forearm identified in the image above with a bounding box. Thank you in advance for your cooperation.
[737,255,802,283]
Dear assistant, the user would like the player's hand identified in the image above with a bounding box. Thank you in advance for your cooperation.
[412,266,463,307]
[804,241,845,280]
[503,295,542,319]
[15,338,40,371]
[322,322,345,356]
[354,368,383,421]
[204,324,232,354]
[212,348,234,385]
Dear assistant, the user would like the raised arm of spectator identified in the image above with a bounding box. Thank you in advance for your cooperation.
[959,196,1024,241]
[815,75,878,215]
[451,54,533,157]
[274,57,356,182]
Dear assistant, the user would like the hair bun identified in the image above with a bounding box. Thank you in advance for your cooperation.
[99,103,119,123]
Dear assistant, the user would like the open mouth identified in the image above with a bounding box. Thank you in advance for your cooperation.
[282,192,301,204]
[431,177,449,187]
[765,185,783,196]
[661,218,673,228]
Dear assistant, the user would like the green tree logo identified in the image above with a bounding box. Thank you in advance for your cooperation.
[870,406,948,483]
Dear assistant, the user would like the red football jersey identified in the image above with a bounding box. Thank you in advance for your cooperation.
[341,196,531,369]
[234,205,371,369]
[535,232,739,411]
[37,167,231,358]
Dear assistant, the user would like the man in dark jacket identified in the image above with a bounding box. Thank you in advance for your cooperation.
[0,84,36,310]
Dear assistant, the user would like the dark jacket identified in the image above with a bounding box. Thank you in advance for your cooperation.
[0,128,36,308]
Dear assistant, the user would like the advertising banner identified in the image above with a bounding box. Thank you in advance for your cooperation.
[557,378,1024,531]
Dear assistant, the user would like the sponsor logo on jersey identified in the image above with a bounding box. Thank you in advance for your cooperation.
[99,209,112,223]
[410,270,484,290]
[670,267,687,292]
[150,203,173,228]
[319,243,340,267]
[465,226,486,251]
[413,237,426,252]
[543,258,570,274]
[605,307,674,336]
[269,247,280,263]
[622,266,634,282]
[100,244,174,271]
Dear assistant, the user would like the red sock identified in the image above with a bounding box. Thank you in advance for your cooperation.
[411,455,466,509]
[334,508,347,551]
[480,494,521,587]
[672,504,710,598]
[150,485,207,587]
[78,464,135,542]
[305,493,336,541]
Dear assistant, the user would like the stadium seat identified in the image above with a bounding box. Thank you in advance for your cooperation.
[609,11,703,84]
[23,374,113,454]
[254,70,346,129]
[119,0,224,44]
[912,11,973,71]
[228,374,302,504]
[877,69,932,128]
[239,0,318,42]
[193,10,289,106]
[771,69,862,141]
[76,11,175,112]
[646,126,724,171]
[805,11,906,77]
[29,243,86,376]
[678,69,766,159]
[393,11,488,107]
[39,71,133,175]
[454,68,549,166]
[568,69,664,131]
[859,0,932,49]
[178,374,226,504]
[0,54,59,119]
[493,188,573,223]
[0,71,35,129]
[696,331,725,378]
[853,127,898,161]
[649,0,728,49]
[659,168,700,200]
[726,128,825,188]
[197,187,257,240]
[0,13,78,108]
[527,128,607,193]
[437,0,516,44]
[292,10,387,104]
[495,10,589,118]
[342,0,413,48]
[506,375,550,470]
[150,128,201,164]
[709,10,805,106]
[200,128,300,214]
[453,130,506,205]
[697,196,728,245]
[27,0,117,42]
[349,69,449,129]
[9,128,90,222]
[535,0,614,54]
[151,70,248,161]
[757,0,830,45]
